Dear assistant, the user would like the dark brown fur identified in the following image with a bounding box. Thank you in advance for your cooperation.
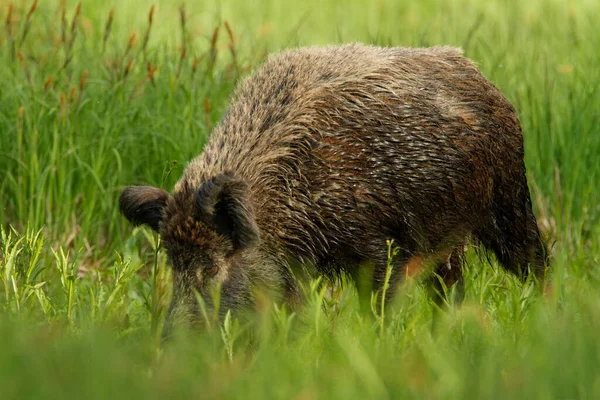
[120,44,548,335]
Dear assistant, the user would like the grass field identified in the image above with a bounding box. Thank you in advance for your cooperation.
[1,0,599,398]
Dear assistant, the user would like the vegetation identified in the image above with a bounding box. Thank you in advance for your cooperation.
[1,0,599,398]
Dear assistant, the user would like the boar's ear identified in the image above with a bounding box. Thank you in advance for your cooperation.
[119,186,170,232]
[194,173,259,251]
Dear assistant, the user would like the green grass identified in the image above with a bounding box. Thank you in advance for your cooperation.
[1,0,599,398]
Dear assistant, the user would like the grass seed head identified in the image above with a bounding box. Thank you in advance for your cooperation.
[126,32,137,54]
[79,70,88,90]
[26,0,38,19]
[148,5,155,25]
[146,61,157,86]
[71,3,81,38]
[210,26,219,50]
[21,0,38,43]
[103,9,114,48]
[224,20,234,45]
[16,52,32,84]
[178,3,187,49]
[61,8,67,43]
[6,3,15,59]
[176,46,187,80]
[141,6,154,56]
[44,75,54,92]
[192,56,198,74]
[209,26,220,72]
[6,3,12,28]
[124,59,133,78]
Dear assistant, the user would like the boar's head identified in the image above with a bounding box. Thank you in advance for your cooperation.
[119,172,260,338]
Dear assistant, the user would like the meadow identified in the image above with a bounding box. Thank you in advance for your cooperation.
[1,0,599,398]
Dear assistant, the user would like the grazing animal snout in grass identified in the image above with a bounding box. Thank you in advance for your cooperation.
[119,44,549,336]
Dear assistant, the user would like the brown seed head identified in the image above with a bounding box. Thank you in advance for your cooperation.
[44,75,54,92]
[71,3,82,34]
[18,106,24,118]
[127,32,137,50]
[70,87,76,101]
[80,70,88,90]
[176,46,187,79]
[179,4,186,28]
[61,8,67,43]
[192,56,198,74]
[148,65,158,87]
[146,62,157,75]
[148,5,155,25]
[224,21,234,45]
[27,0,38,19]
[6,4,12,27]
[124,59,133,77]
[146,62,158,83]
[210,26,219,50]
[103,9,114,46]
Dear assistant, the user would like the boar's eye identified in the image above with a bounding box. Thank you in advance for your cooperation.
[194,254,218,277]
[203,264,219,277]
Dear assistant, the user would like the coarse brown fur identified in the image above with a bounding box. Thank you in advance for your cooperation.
[119,44,548,335]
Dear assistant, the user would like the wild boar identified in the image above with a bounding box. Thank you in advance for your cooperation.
[119,44,548,334]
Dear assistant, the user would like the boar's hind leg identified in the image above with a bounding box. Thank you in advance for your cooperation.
[351,243,416,313]
[353,240,467,312]
[425,246,465,307]
[478,178,548,283]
